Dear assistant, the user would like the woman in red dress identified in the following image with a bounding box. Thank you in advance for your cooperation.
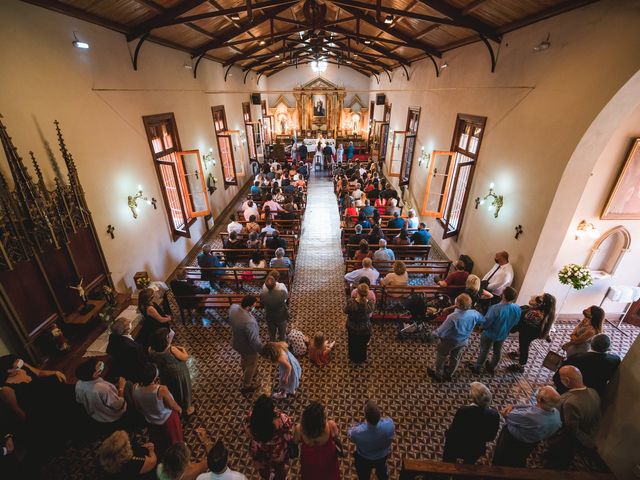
[293,401,342,480]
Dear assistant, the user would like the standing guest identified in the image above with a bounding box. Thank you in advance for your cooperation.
[294,401,342,480]
[344,284,375,363]
[229,296,263,394]
[507,293,556,372]
[348,224,366,245]
[344,257,380,286]
[372,239,395,265]
[260,342,301,399]
[348,400,395,480]
[562,306,604,357]
[197,244,226,289]
[149,328,194,416]
[492,386,562,467]
[266,230,287,250]
[132,363,184,456]
[406,209,419,229]
[354,239,372,261]
[137,288,172,348]
[308,332,336,367]
[245,394,293,480]
[269,247,292,271]
[243,200,260,221]
[346,141,355,161]
[411,223,431,245]
[170,268,210,296]
[260,276,290,342]
[337,143,344,163]
[428,294,485,381]
[382,261,409,287]
[544,366,601,469]
[157,431,212,480]
[227,214,244,235]
[287,325,309,358]
[386,211,405,230]
[438,261,469,288]
[196,440,248,480]
[98,430,157,479]
[245,215,261,235]
[470,287,521,374]
[75,358,126,427]
[442,382,500,464]
[481,251,514,302]
[107,316,148,383]
[298,143,308,164]
[553,334,621,397]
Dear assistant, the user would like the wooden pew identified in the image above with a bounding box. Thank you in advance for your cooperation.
[182,265,292,290]
[204,248,297,265]
[219,232,299,254]
[238,218,302,235]
[344,243,431,259]
[343,283,462,312]
[171,293,262,324]
[340,228,418,246]
[345,259,451,278]
[399,457,616,480]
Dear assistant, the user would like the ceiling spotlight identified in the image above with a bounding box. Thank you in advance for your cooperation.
[364,39,371,45]
[183,63,193,70]
[440,62,448,69]
[384,15,394,24]
[259,40,266,46]
[72,32,89,49]
[354,54,358,57]
[346,60,352,64]
[299,31,305,38]
[282,60,286,64]
[230,12,240,20]
[533,34,551,52]
[322,47,327,51]
[275,54,281,58]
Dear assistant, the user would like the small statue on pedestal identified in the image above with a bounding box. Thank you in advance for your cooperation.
[69,278,95,314]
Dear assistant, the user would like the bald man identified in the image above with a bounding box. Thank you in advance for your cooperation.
[492,386,562,467]
[544,366,601,469]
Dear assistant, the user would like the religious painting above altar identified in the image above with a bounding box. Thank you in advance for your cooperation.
[312,94,327,117]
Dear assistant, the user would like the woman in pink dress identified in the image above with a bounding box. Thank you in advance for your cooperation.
[293,401,342,480]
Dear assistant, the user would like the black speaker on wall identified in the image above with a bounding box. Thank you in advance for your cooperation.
[376,94,386,105]
[251,93,262,105]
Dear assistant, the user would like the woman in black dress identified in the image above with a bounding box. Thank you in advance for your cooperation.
[344,284,375,363]
[137,288,172,348]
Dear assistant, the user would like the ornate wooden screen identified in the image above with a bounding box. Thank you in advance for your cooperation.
[0,117,112,361]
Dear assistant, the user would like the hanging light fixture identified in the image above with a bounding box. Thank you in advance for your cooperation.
[311,58,328,73]
[384,15,394,24]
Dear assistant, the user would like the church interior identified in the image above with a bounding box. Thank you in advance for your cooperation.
[1,0,640,479]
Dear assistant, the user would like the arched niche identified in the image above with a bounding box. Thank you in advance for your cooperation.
[586,226,631,277]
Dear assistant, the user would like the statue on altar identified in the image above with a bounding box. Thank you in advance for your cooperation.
[69,278,95,314]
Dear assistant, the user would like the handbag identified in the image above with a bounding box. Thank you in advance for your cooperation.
[542,350,564,371]
[287,440,299,459]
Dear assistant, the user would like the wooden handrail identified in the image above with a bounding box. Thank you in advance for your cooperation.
[399,458,616,480]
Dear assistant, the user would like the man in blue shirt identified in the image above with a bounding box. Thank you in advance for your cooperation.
[250,181,261,197]
[197,243,226,289]
[428,293,485,381]
[492,385,562,467]
[386,211,405,230]
[411,222,431,245]
[470,287,521,374]
[361,199,376,217]
[348,400,395,480]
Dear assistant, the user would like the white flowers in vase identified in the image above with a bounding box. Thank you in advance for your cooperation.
[558,264,593,290]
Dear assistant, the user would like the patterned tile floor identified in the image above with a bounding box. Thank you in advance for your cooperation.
[45,171,638,479]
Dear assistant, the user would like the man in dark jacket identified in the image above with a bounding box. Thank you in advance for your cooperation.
[553,334,621,397]
[170,268,210,295]
[265,230,287,250]
[297,143,308,163]
[106,316,148,383]
[443,381,500,464]
[197,243,226,288]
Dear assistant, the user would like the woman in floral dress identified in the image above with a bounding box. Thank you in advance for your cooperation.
[245,394,293,480]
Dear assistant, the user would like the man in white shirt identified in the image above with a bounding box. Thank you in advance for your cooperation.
[345,257,380,286]
[74,358,126,424]
[482,251,514,301]
[352,184,363,201]
[242,200,259,221]
[196,440,248,480]
[227,214,243,235]
[261,219,276,236]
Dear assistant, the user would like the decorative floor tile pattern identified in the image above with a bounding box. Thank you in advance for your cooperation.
[45,171,638,479]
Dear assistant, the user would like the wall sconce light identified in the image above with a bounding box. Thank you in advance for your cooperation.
[128,185,157,219]
[203,148,216,170]
[72,32,89,49]
[575,220,600,240]
[418,146,431,167]
[474,182,503,218]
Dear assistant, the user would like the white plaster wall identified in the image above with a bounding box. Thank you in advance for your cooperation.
[0,2,264,297]
[372,0,640,300]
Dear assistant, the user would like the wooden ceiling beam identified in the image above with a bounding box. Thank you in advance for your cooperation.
[192,2,295,57]
[161,0,298,27]
[337,4,442,58]
[331,0,459,26]
[129,0,164,14]
[461,0,489,15]
[265,59,374,78]
[127,0,208,40]
[497,0,598,34]
[415,0,501,42]
[329,25,410,65]
[222,27,301,65]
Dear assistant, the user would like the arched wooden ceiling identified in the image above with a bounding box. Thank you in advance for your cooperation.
[24,0,599,79]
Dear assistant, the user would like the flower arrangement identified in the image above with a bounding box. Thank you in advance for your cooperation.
[558,264,593,290]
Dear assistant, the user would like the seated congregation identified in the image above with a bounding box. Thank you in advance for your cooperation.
[0,156,624,480]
